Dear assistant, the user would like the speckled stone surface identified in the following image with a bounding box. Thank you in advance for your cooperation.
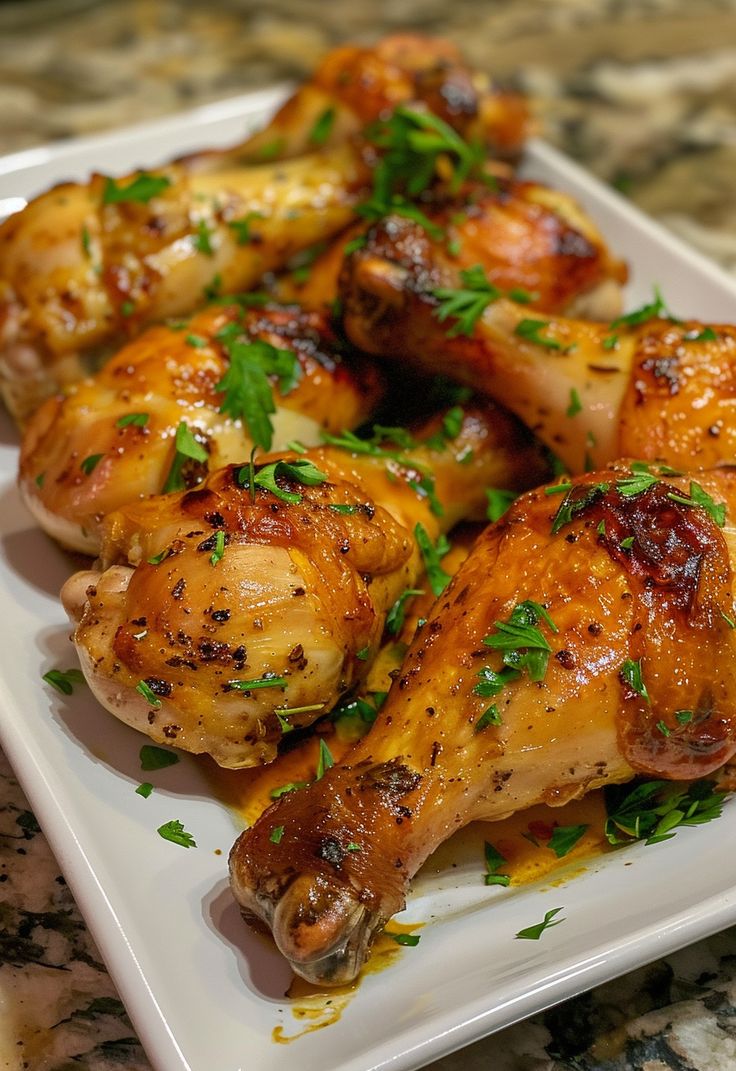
[3,2,736,1070]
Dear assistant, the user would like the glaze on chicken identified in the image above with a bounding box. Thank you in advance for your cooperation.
[341,215,736,472]
[230,463,736,984]
[19,304,382,554]
[61,404,547,767]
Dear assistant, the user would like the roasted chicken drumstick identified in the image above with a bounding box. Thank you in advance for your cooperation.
[341,216,736,472]
[230,463,736,985]
[19,304,382,555]
[61,404,547,767]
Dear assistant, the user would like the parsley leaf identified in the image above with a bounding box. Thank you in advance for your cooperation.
[315,738,335,780]
[484,840,510,886]
[415,523,452,596]
[42,668,85,696]
[609,285,676,329]
[482,600,558,683]
[386,588,425,636]
[515,907,565,940]
[216,337,301,451]
[236,457,328,505]
[209,529,226,566]
[80,454,104,475]
[666,481,727,527]
[620,658,650,703]
[486,488,517,522]
[102,173,171,205]
[308,106,336,146]
[227,211,265,245]
[475,704,502,731]
[566,388,582,417]
[162,421,208,494]
[547,824,588,858]
[193,219,215,256]
[432,264,502,336]
[227,674,287,693]
[385,930,421,946]
[116,412,149,428]
[157,819,196,848]
[139,745,180,771]
[604,779,726,846]
[514,318,563,351]
[269,825,285,844]
[136,782,153,798]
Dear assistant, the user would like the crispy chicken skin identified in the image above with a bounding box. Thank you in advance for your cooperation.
[19,304,383,555]
[234,33,530,166]
[230,464,736,985]
[341,215,736,471]
[274,180,627,317]
[0,147,368,423]
[61,404,547,768]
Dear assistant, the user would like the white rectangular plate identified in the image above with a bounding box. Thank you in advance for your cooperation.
[2,91,736,1071]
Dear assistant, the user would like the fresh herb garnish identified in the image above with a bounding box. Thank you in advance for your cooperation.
[270,781,310,800]
[514,318,563,351]
[481,600,558,683]
[547,824,588,858]
[604,779,726,846]
[687,326,717,342]
[432,264,502,337]
[116,412,149,428]
[80,453,104,475]
[666,481,727,527]
[81,225,92,256]
[193,219,214,256]
[485,488,517,522]
[343,235,367,255]
[227,211,265,245]
[185,333,208,348]
[475,704,502,731]
[42,668,85,695]
[566,388,582,417]
[385,930,421,946]
[216,337,301,451]
[550,482,610,535]
[315,738,335,780]
[308,106,336,146]
[609,285,676,329]
[227,674,288,692]
[120,299,136,318]
[157,819,196,848]
[209,529,226,566]
[236,457,328,505]
[140,745,180,771]
[269,825,285,844]
[414,524,452,597]
[136,680,163,708]
[102,173,171,205]
[162,421,208,494]
[136,782,153,799]
[620,657,650,703]
[515,907,565,940]
[483,840,510,886]
[386,588,425,636]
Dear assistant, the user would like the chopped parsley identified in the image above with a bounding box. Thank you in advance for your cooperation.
[139,745,180,771]
[102,173,171,205]
[474,601,558,705]
[547,824,588,858]
[236,457,328,504]
[414,523,452,597]
[514,318,563,351]
[136,782,153,799]
[227,674,288,693]
[475,704,502,732]
[666,481,726,527]
[604,778,726,846]
[620,657,650,703]
[157,819,196,848]
[81,225,92,256]
[185,333,208,348]
[193,219,215,256]
[515,907,565,940]
[80,453,104,475]
[343,235,367,255]
[269,825,285,844]
[116,412,149,428]
[686,326,717,342]
[485,487,517,522]
[355,646,371,661]
[227,211,265,245]
[432,265,503,337]
[216,337,301,451]
[384,930,421,947]
[308,106,336,146]
[386,588,424,636]
[315,738,335,780]
[609,285,676,329]
[566,388,582,417]
[42,668,85,695]
[136,680,163,709]
[484,841,510,886]
[162,421,208,494]
[209,529,226,566]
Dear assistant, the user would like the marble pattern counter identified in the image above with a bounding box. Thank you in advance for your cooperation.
[2,2,736,1069]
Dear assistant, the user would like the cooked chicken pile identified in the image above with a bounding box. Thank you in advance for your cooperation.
[5,33,736,987]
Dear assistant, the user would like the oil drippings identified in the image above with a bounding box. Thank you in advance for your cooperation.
[271,923,422,1043]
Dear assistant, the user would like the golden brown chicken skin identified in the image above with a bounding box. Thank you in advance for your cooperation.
[236,33,530,166]
[274,180,626,317]
[341,216,736,472]
[0,148,369,422]
[230,463,736,985]
[19,304,383,554]
[61,404,548,768]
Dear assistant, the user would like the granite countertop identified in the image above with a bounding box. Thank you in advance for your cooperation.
[3,2,736,1070]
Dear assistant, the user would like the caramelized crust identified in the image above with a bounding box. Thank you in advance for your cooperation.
[229,464,736,984]
[62,404,548,767]
[341,218,736,472]
[19,304,383,554]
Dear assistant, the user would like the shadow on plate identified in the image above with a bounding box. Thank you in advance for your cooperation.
[0,482,88,598]
[203,879,293,1002]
